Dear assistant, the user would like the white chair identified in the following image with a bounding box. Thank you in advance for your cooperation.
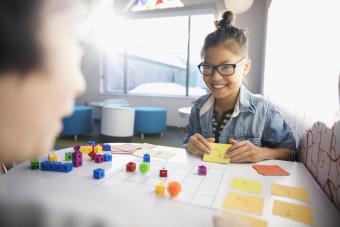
[100,106,135,141]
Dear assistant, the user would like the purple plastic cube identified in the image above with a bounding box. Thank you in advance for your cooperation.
[95,154,104,163]
[73,144,80,151]
[72,151,82,167]
[198,165,207,176]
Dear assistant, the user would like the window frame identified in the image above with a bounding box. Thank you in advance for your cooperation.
[100,4,217,97]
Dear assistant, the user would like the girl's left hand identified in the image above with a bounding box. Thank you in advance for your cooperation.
[226,138,264,163]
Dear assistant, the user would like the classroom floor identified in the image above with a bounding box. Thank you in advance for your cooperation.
[54,121,186,150]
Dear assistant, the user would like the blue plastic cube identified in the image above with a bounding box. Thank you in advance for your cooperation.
[143,153,150,163]
[88,141,96,145]
[102,144,111,152]
[40,160,48,170]
[103,153,112,162]
[54,162,63,172]
[40,160,73,173]
[46,161,54,171]
[93,168,105,179]
[61,163,73,172]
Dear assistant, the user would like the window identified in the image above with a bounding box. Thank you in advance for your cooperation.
[101,14,214,96]
[264,0,339,126]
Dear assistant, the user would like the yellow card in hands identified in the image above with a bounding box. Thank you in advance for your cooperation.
[230,178,263,194]
[272,200,313,224]
[203,143,231,164]
[271,183,309,202]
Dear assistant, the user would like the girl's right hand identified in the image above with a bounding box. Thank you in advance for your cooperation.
[187,133,214,155]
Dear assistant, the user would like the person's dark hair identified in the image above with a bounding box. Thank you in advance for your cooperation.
[201,11,248,59]
[0,0,44,75]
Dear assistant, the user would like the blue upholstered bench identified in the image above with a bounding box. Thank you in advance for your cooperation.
[134,106,167,139]
[60,106,93,141]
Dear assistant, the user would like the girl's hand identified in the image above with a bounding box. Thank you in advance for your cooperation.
[227,138,264,163]
[187,133,215,156]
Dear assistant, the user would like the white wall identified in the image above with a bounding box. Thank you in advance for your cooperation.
[76,0,268,127]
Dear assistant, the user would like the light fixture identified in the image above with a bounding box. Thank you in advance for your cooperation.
[224,0,254,14]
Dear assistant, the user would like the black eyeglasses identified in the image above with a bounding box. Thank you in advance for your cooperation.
[197,58,246,77]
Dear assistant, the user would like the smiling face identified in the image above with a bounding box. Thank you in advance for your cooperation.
[203,44,251,103]
[0,3,86,163]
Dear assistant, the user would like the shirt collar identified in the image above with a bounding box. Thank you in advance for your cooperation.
[199,84,256,117]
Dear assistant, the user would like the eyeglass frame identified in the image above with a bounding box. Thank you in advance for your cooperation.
[197,57,247,77]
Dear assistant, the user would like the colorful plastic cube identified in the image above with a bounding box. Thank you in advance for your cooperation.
[93,168,105,179]
[40,161,73,173]
[126,162,136,172]
[159,168,167,177]
[80,145,93,154]
[93,145,103,153]
[95,154,104,163]
[72,151,82,167]
[73,145,80,151]
[198,165,207,176]
[40,160,48,171]
[143,153,150,163]
[155,182,165,197]
[102,144,111,152]
[54,162,63,171]
[30,160,39,170]
[139,163,150,174]
[103,153,112,162]
[64,152,72,161]
[61,163,73,172]
[88,150,97,160]
[88,141,96,145]
[48,152,58,162]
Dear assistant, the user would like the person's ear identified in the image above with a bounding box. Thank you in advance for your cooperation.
[243,58,251,76]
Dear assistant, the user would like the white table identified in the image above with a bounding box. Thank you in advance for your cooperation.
[178,107,191,121]
[0,145,339,227]
[87,100,129,108]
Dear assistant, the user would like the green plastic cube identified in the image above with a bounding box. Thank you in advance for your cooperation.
[139,163,150,174]
[30,160,39,170]
[64,152,72,161]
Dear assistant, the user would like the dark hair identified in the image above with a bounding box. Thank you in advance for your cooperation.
[0,0,45,75]
[201,11,248,59]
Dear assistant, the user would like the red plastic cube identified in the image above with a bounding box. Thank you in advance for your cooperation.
[88,151,97,160]
[159,168,168,177]
[126,162,136,172]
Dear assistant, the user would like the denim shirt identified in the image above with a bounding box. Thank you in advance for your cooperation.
[183,85,297,158]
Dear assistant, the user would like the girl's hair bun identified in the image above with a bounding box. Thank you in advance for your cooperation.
[215,11,235,29]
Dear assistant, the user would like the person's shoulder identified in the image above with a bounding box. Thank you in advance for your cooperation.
[249,92,281,113]
[192,93,213,108]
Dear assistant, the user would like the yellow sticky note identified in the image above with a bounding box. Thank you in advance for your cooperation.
[271,183,309,202]
[224,192,264,215]
[222,210,268,227]
[272,200,313,225]
[230,178,262,194]
[203,143,231,164]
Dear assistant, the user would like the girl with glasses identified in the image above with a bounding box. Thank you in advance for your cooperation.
[183,11,296,163]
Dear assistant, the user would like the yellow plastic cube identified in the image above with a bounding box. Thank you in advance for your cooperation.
[93,145,103,153]
[48,152,58,162]
[80,145,92,154]
[155,182,165,197]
